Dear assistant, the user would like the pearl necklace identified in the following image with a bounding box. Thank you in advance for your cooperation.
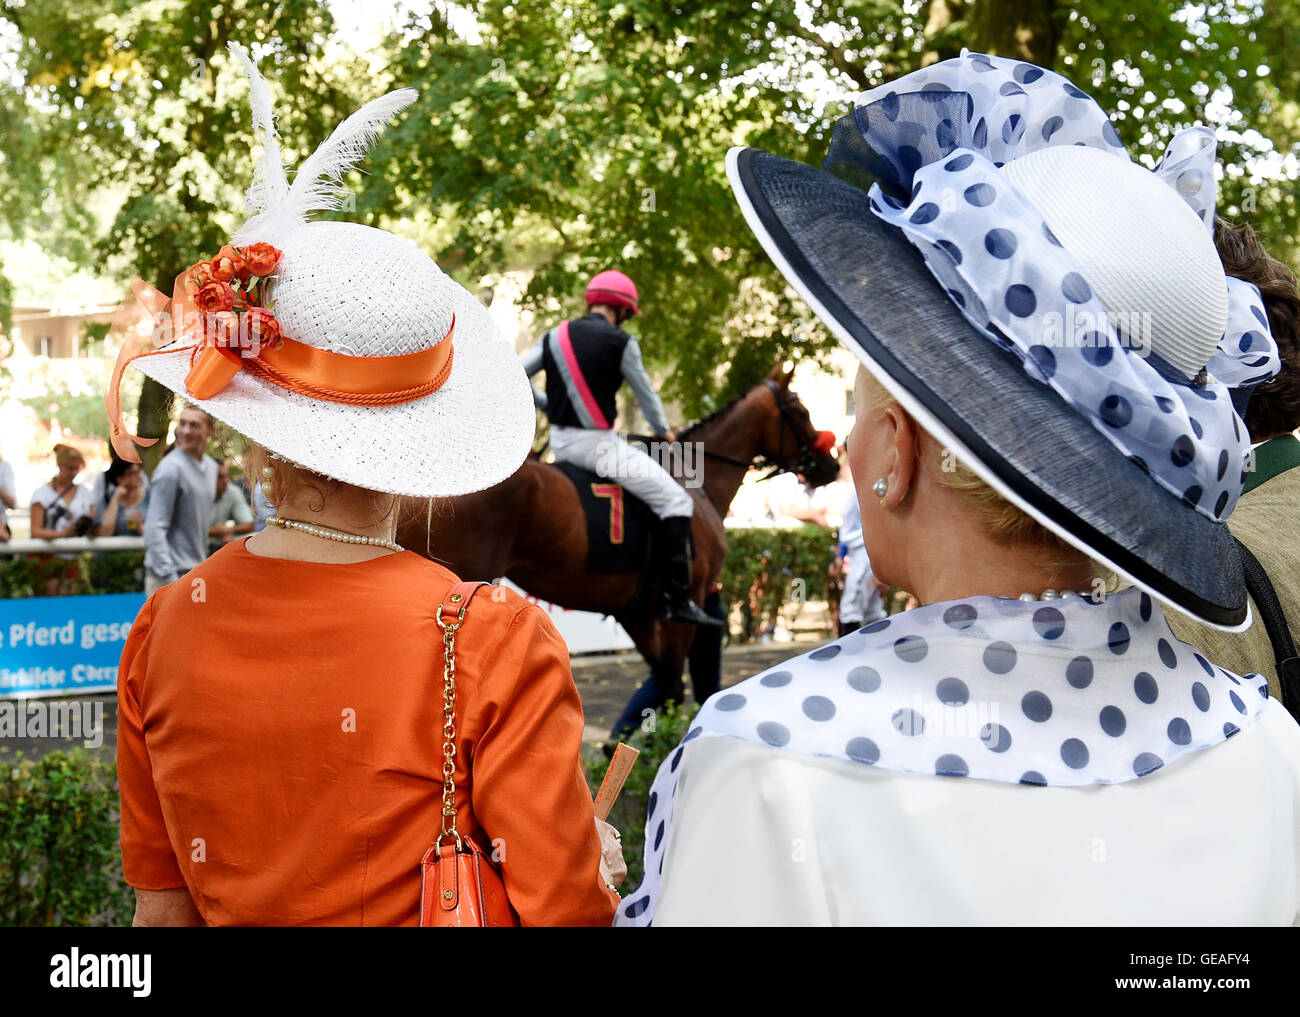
[267,515,403,552]
[1014,589,1099,602]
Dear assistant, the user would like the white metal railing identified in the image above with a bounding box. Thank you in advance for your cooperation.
[3,536,146,554]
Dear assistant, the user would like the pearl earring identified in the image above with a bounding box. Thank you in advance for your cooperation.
[260,465,275,501]
[872,477,888,498]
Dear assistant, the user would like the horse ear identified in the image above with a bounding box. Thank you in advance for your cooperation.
[766,363,796,387]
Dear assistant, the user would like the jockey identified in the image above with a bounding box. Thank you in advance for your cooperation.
[523,270,721,628]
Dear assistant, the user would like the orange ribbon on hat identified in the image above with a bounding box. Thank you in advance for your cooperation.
[104,273,455,463]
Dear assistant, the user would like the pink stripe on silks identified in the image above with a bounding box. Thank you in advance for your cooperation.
[557,320,611,429]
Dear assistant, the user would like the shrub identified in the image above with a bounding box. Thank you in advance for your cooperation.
[86,551,146,594]
[0,554,91,599]
[720,524,839,642]
[584,700,698,890]
[0,750,132,926]
[0,551,142,598]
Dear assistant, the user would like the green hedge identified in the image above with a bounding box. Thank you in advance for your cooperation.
[720,525,839,642]
[0,750,133,927]
[0,551,144,598]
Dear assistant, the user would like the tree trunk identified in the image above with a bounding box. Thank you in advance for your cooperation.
[921,0,971,67]
[967,0,1058,67]
[136,266,181,475]
[136,377,172,476]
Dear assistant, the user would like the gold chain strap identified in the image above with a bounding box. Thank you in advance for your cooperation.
[434,590,471,852]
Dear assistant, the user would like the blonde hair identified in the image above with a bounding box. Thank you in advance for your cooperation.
[53,444,83,469]
[243,443,397,524]
[854,369,1103,575]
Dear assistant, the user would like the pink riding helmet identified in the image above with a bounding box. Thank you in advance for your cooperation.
[585,270,640,315]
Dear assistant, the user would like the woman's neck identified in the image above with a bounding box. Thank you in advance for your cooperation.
[244,490,400,564]
[915,551,1097,605]
[892,486,1095,605]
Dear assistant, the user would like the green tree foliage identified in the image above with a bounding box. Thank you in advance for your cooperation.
[4,0,1297,426]
[367,0,1300,416]
[1,0,362,469]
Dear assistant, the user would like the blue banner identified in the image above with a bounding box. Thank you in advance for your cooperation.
[0,592,146,698]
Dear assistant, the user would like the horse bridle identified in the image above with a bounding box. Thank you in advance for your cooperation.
[702,379,827,481]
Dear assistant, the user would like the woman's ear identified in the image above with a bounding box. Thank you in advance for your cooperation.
[880,403,919,509]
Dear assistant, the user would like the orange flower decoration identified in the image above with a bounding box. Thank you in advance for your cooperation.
[194,281,236,313]
[175,240,287,399]
[187,261,216,289]
[242,242,282,276]
[244,307,284,351]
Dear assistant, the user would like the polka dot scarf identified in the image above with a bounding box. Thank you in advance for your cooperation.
[614,587,1270,926]
[822,50,1280,524]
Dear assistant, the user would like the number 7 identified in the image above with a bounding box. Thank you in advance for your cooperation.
[591,484,624,544]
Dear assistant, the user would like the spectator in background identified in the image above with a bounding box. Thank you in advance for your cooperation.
[835,486,886,635]
[209,460,254,545]
[144,406,218,595]
[767,468,834,526]
[97,460,149,537]
[90,445,151,510]
[30,444,96,595]
[0,451,15,542]
[31,444,96,539]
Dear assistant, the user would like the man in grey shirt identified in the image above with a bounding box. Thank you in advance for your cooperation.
[208,459,255,546]
[144,406,218,594]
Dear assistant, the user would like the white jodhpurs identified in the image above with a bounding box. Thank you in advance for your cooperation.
[550,425,693,519]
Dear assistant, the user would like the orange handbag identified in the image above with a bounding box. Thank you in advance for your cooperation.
[419,581,521,927]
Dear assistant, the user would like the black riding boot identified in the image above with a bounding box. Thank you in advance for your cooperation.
[660,516,723,627]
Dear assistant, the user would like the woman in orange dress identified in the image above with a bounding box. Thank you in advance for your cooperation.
[111,43,623,927]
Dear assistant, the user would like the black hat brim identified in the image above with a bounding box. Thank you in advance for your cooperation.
[728,146,1247,629]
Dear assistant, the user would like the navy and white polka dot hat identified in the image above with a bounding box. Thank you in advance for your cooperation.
[726,50,1280,631]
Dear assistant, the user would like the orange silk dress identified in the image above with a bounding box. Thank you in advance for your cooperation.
[117,537,619,926]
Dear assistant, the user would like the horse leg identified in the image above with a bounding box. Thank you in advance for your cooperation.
[686,589,726,703]
[607,617,694,741]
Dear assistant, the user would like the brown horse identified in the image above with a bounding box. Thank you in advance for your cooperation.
[398,366,841,719]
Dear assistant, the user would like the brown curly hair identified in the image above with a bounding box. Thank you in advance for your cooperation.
[1214,217,1300,439]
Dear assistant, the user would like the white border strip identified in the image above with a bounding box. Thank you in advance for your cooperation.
[725,146,1250,634]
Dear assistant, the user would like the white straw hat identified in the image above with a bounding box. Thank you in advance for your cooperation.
[116,43,534,498]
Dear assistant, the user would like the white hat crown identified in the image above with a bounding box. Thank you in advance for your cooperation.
[269,222,456,357]
[999,146,1229,379]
